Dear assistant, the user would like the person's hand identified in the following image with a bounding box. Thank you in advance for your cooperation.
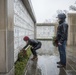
[58,42,62,45]
[22,49,25,51]
[31,46,34,49]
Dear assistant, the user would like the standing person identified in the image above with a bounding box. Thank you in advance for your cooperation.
[56,13,68,68]
[23,36,42,60]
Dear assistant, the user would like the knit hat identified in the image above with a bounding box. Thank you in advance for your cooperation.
[23,36,29,41]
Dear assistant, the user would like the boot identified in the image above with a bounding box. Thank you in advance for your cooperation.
[31,56,38,61]
[57,64,66,68]
[57,61,61,64]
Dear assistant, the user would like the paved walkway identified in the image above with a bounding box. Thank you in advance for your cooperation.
[25,46,76,75]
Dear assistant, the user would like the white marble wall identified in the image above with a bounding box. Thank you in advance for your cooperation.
[37,40,55,55]
[14,0,35,62]
[36,26,55,39]
[36,25,55,52]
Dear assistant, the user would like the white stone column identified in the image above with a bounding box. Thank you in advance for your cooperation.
[0,0,14,75]
[67,13,76,46]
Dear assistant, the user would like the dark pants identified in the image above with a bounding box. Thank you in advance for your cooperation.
[58,41,66,65]
[31,42,42,56]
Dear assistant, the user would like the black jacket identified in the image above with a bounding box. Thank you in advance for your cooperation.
[57,20,68,44]
[23,39,41,50]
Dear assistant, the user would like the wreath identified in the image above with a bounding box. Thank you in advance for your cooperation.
[52,36,58,47]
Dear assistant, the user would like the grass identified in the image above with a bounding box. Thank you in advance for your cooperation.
[15,48,31,75]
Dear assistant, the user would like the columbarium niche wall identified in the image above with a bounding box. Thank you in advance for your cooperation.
[14,0,35,62]
[36,24,55,54]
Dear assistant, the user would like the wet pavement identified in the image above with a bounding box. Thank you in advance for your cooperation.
[25,46,76,75]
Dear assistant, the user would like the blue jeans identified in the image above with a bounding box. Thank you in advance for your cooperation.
[58,41,66,65]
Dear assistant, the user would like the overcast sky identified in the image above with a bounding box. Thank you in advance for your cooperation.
[31,0,75,23]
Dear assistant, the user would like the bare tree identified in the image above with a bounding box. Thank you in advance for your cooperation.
[57,10,68,14]
[57,10,63,14]
[70,5,76,11]
[69,1,76,11]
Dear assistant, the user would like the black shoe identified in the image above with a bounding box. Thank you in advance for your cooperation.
[57,61,61,64]
[57,64,66,68]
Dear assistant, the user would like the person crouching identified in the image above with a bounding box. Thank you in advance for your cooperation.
[23,36,42,61]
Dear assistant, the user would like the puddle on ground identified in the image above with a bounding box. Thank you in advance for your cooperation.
[36,55,60,75]
[25,46,76,75]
